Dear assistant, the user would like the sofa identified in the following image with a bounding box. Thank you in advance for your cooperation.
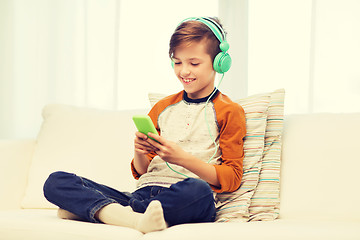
[1,89,360,240]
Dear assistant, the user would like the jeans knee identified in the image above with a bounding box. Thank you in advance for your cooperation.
[165,178,215,225]
[43,171,73,201]
[172,178,214,202]
[185,179,215,222]
[186,178,212,195]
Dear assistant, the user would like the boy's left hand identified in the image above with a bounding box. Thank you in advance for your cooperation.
[146,132,191,166]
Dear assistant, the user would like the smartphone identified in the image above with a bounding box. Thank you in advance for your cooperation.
[132,115,159,141]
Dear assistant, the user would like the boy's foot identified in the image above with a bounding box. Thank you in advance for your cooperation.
[57,208,83,221]
[136,200,167,233]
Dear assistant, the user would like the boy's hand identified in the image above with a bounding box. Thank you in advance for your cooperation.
[146,133,221,188]
[146,133,191,166]
[134,132,159,155]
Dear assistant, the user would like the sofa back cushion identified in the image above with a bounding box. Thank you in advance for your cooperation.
[22,105,145,209]
[280,113,360,221]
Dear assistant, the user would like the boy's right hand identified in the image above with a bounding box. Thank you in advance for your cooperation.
[134,131,159,155]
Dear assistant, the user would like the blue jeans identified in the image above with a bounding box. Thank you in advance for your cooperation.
[43,171,216,226]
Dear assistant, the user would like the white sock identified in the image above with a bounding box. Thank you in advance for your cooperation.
[97,201,167,233]
[136,200,168,233]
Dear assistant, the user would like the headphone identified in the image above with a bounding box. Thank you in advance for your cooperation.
[172,17,232,74]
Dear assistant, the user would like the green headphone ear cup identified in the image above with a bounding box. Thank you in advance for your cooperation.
[213,52,232,73]
[171,60,174,69]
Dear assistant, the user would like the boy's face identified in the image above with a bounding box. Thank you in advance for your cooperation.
[172,39,216,99]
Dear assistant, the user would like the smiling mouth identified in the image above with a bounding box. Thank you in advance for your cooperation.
[182,78,196,84]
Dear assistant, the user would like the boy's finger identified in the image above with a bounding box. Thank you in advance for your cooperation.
[147,133,163,147]
[135,131,148,140]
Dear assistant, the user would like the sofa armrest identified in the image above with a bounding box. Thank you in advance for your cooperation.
[0,140,35,210]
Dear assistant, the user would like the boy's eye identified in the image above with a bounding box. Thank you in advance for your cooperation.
[191,63,199,66]
[174,62,181,65]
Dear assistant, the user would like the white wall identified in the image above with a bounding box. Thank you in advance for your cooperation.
[311,0,360,113]
[0,0,14,138]
[219,0,248,100]
[1,0,359,139]
[222,0,360,114]
[248,0,313,114]
[0,0,218,139]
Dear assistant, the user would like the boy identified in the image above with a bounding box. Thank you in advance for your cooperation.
[43,17,246,233]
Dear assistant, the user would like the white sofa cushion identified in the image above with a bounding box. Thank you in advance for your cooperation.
[22,105,145,209]
[140,219,360,240]
[0,209,143,240]
[280,113,360,221]
[0,140,35,209]
[2,210,359,240]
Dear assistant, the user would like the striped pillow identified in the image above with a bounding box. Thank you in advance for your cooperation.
[215,94,270,222]
[248,89,285,221]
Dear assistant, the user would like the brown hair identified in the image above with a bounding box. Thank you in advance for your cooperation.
[169,17,225,62]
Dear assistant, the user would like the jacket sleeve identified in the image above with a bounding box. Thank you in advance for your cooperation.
[212,101,246,193]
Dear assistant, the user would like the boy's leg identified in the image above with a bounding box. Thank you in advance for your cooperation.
[130,178,216,226]
[44,172,166,233]
[43,171,132,222]
[43,171,167,233]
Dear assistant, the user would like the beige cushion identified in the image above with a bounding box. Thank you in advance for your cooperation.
[0,209,143,239]
[22,105,144,209]
[280,113,360,221]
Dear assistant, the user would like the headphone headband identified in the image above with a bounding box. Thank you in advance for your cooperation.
[179,17,226,44]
